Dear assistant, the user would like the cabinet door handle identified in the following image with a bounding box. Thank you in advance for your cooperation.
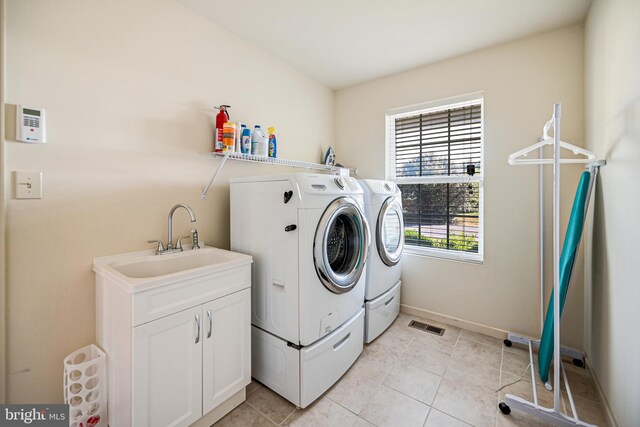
[207,309,212,339]
[195,314,200,344]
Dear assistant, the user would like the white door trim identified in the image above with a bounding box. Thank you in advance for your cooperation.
[1,0,8,404]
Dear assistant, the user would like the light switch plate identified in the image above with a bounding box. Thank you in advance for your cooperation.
[15,171,43,199]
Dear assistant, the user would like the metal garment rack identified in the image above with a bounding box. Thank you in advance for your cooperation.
[200,152,355,199]
[503,104,605,426]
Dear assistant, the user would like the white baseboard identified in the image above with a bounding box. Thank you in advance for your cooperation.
[584,354,618,427]
[400,304,510,340]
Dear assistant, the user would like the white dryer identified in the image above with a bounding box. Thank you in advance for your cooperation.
[230,173,370,408]
[360,179,404,343]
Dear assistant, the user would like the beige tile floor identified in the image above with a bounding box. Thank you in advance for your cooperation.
[215,312,609,427]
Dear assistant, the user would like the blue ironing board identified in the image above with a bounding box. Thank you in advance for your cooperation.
[538,171,591,383]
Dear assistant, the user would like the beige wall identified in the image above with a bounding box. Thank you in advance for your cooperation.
[336,26,587,347]
[584,0,640,425]
[4,0,333,402]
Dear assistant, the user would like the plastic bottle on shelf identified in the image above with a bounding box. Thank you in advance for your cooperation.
[222,122,237,153]
[251,125,267,156]
[268,127,277,158]
[236,123,246,153]
[241,126,251,154]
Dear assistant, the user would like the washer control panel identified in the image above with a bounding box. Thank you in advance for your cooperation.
[299,174,362,195]
[345,177,360,192]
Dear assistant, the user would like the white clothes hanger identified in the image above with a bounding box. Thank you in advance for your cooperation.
[508,118,596,165]
[501,104,603,427]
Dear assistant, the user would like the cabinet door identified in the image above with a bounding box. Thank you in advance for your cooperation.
[202,288,251,414]
[133,306,203,427]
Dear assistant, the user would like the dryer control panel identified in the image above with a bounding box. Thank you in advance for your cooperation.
[360,179,399,195]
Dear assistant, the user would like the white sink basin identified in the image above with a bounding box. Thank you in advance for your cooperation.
[93,246,252,292]
[112,250,237,279]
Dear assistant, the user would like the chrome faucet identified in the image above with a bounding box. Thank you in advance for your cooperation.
[148,203,197,255]
[167,203,196,250]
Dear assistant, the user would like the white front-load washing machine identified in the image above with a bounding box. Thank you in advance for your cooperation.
[360,179,404,343]
[230,173,370,408]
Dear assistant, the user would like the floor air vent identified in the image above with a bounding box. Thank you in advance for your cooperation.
[408,320,445,336]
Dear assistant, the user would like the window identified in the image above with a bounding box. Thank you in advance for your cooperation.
[386,95,483,262]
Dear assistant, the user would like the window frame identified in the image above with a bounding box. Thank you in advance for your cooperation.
[385,93,484,263]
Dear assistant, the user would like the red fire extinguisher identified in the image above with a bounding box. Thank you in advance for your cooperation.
[214,105,230,152]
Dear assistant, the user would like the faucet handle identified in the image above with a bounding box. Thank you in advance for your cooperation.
[147,239,165,254]
[191,228,200,250]
[175,235,191,251]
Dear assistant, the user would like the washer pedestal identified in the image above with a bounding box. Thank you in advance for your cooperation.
[251,309,364,408]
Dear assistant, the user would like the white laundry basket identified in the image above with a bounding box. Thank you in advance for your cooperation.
[63,344,107,427]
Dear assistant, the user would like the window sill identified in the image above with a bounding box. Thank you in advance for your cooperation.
[403,246,484,264]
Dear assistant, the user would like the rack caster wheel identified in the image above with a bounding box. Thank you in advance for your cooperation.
[572,358,585,368]
[503,339,512,347]
[499,402,511,415]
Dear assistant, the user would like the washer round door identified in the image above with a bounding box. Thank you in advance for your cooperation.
[314,197,370,294]
[376,196,404,266]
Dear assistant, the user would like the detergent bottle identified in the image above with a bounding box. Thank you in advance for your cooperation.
[241,126,251,154]
[251,125,267,156]
[222,122,237,153]
[268,127,277,158]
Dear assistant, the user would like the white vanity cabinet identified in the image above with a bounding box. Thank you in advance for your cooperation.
[94,247,252,427]
[133,289,250,426]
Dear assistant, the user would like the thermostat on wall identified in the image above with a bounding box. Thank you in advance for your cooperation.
[16,105,46,143]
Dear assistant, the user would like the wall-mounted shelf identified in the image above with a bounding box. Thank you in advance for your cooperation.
[201,152,356,199]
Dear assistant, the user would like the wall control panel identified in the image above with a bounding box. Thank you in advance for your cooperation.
[16,105,46,143]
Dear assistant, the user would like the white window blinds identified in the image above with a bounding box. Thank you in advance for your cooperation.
[386,97,484,262]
